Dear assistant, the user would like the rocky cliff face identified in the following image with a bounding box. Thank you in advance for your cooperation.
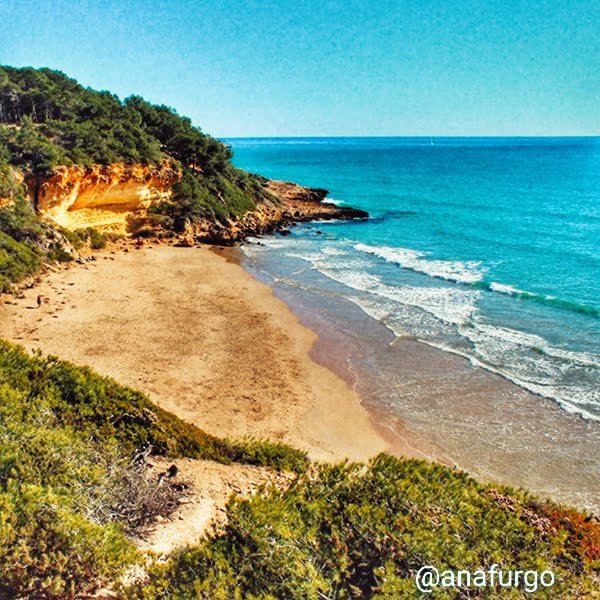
[23,163,367,242]
[28,161,181,233]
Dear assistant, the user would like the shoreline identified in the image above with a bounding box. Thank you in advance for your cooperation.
[219,245,443,464]
[0,243,393,464]
[3,235,598,513]
[237,237,600,514]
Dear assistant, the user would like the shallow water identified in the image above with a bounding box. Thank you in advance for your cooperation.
[228,137,600,511]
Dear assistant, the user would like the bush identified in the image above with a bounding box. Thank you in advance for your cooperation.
[0,486,136,599]
[0,341,312,596]
[0,160,24,202]
[228,437,309,474]
[0,230,42,292]
[88,227,107,249]
[134,455,600,599]
[0,197,44,243]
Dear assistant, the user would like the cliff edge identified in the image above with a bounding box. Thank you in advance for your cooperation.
[25,164,368,244]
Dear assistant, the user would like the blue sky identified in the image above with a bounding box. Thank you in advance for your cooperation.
[1,0,598,136]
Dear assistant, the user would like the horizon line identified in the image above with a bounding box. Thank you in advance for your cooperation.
[220,134,600,139]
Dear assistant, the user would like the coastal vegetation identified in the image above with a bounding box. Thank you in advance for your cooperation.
[0,198,48,292]
[0,66,270,235]
[0,337,597,597]
[1,64,598,598]
[0,340,307,598]
[137,456,599,599]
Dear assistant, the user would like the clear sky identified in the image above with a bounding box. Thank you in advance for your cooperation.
[1,0,598,137]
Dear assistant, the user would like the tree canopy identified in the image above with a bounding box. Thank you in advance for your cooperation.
[0,66,268,225]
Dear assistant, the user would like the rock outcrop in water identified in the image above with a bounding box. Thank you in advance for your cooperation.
[191,180,368,245]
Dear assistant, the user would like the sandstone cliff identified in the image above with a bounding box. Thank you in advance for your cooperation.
[24,163,367,243]
[27,161,181,233]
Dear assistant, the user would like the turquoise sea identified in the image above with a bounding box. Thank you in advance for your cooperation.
[227,137,600,509]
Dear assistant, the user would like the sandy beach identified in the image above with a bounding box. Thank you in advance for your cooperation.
[0,244,392,463]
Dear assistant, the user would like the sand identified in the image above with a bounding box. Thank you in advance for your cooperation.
[0,244,389,463]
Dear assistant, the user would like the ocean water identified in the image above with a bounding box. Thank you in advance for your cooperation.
[228,137,600,421]
[227,137,600,509]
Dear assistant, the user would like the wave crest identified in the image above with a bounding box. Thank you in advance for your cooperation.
[355,243,486,284]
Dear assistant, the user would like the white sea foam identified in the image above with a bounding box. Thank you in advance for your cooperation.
[465,321,600,369]
[355,243,486,284]
[313,267,480,327]
[457,319,600,419]
[422,337,600,422]
[489,282,525,295]
[321,246,346,256]
[344,296,411,337]
[243,236,600,421]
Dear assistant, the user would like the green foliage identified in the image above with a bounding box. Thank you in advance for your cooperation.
[0,340,308,596]
[0,67,161,172]
[0,198,75,288]
[0,485,136,598]
[0,65,270,226]
[124,96,232,176]
[135,455,599,599]
[228,438,309,474]
[0,196,110,288]
[0,229,42,292]
[0,159,24,201]
[0,197,44,243]
[150,167,266,229]
[57,226,107,250]
[88,227,107,249]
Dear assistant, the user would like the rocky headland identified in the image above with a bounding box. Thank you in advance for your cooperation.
[11,162,369,247]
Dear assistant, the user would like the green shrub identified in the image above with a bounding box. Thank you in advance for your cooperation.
[134,455,600,599]
[58,226,88,250]
[0,199,82,286]
[0,341,312,596]
[228,437,309,474]
[0,485,136,599]
[0,342,232,462]
[0,230,41,292]
[0,160,24,202]
[58,226,108,250]
[46,242,73,262]
[0,197,44,243]
[0,341,598,597]
[88,227,107,249]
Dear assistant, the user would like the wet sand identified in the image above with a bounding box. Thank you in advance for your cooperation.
[0,245,391,463]
[241,256,600,514]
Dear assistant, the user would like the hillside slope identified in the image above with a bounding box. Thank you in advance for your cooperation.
[0,65,365,290]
